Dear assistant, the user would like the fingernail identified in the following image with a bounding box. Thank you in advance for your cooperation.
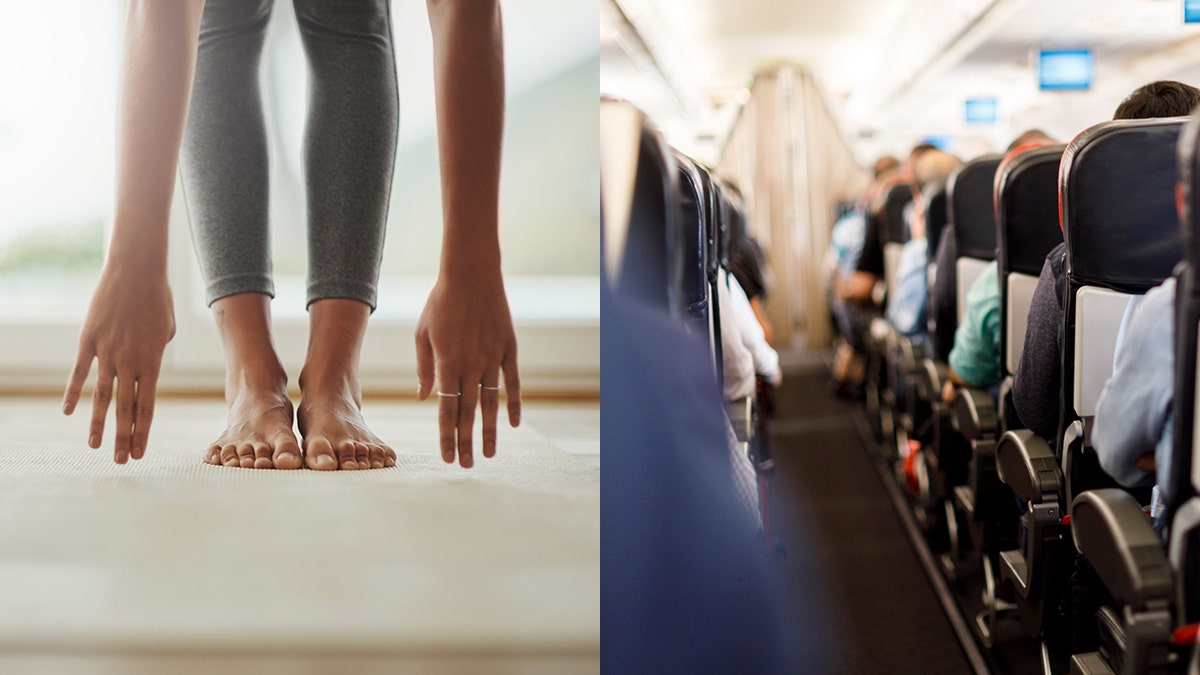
[89,435,99,447]
[116,452,127,464]
[62,401,70,414]
[443,451,454,463]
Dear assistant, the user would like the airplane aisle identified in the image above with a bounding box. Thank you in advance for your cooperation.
[768,342,975,675]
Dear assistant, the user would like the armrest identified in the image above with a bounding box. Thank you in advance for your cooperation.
[996,429,1062,504]
[1072,489,1173,613]
[916,358,947,403]
[952,387,997,440]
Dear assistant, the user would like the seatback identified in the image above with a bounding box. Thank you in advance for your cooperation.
[925,183,950,267]
[947,155,1003,322]
[1169,111,1200,623]
[600,100,679,316]
[996,144,1066,377]
[881,183,914,297]
[673,153,712,344]
[1061,118,1186,444]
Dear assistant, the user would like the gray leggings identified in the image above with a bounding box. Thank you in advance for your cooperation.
[180,0,398,310]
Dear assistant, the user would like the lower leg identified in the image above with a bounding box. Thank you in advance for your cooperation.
[206,292,302,469]
[297,298,396,470]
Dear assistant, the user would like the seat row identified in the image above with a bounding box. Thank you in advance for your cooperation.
[854,112,1200,673]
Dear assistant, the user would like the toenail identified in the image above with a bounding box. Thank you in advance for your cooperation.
[278,452,296,460]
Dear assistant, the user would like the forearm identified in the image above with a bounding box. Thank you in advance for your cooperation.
[109,0,205,277]
[427,0,505,280]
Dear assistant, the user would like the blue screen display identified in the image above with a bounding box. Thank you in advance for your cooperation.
[964,98,998,124]
[1038,50,1093,90]
[1187,0,1200,23]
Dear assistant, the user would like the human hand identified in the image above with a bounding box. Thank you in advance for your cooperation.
[415,269,520,468]
[941,379,957,405]
[62,268,176,464]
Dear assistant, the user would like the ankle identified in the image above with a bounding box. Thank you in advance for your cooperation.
[298,365,361,403]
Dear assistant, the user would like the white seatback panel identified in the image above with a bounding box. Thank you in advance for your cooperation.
[1006,273,1040,376]
[956,257,989,327]
[884,242,905,299]
[1073,286,1133,417]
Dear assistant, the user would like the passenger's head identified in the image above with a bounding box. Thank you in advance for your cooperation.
[900,143,939,183]
[909,150,961,239]
[1006,129,1056,152]
[873,155,900,179]
[1113,80,1200,120]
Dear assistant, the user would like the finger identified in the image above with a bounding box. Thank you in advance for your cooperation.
[480,370,501,459]
[436,373,460,464]
[63,344,94,415]
[113,375,136,464]
[458,379,479,469]
[502,349,521,428]
[89,366,115,449]
[131,369,159,460]
[415,328,435,401]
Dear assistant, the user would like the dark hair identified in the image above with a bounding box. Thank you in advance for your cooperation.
[1113,80,1200,120]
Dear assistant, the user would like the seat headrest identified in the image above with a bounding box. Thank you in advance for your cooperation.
[610,118,678,312]
[882,183,913,245]
[925,185,950,261]
[673,152,709,312]
[996,144,1066,277]
[948,155,1004,260]
[1062,117,1187,292]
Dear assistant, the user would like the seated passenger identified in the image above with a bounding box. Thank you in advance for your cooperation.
[1092,276,1175,522]
[844,145,936,306]
[887,151,961,341]
[1011,80,1200,443]
[729,274,782,387]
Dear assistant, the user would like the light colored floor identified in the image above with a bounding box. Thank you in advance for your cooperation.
[0,398,599,675]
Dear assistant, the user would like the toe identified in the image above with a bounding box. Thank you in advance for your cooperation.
[237,443,255,469]
[220,444,239,467]
[368,445,384,469]
[306,437,338,471]
[204,445,220,465]
[355,442,371,469]
[252,443,273,469]
[336,440,358,470]
[383,444,397,467]
[273,435,302,470]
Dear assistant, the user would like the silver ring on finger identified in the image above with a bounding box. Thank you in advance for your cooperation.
[480,385,501,391]
[436,391,461,397]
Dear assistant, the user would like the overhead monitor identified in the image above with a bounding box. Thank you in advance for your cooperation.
[964,98,998,124]
[1038,49,1093,91]
[1187,0,1200,23]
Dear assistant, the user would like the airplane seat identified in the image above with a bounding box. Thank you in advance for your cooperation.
[673,153,713,354]
[1070,112,1200,675]
[866,184,914,446]
[997,143,1067,432]
[994,117,1187,663]
[932,155,1004,580]
[600,101,680,316]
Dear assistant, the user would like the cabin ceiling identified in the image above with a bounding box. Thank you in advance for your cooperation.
[602,0,1200,164]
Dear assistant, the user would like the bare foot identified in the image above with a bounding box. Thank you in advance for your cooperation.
[297,372,396,471]
[204,379,302,470]
[204,293,303,470]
